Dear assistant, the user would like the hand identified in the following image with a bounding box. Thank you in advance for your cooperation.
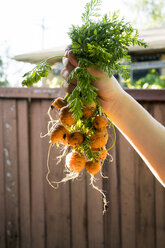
[61,47,125,118]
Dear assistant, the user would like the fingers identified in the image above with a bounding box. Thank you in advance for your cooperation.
[64,47,78,67]
[61,46,79,93]
[67,50,78,67]
[62,80,76,93]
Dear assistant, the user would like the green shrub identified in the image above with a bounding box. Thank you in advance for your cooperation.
[123,69,165,89]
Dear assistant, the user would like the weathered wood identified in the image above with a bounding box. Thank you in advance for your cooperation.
[103,129,121,248]
[0,100,5,248]
[0,87,65,99]
[0,88,165,101]
[126,89,165,101]
[118,129,136,248]
[41,100,71,248]
[71,173,87,248]
[153,103,165,248]
[17,100,31,248]
[87,173,104,248]
[135,103,156,248]
[3,100,19,248]
[30,100,45,248]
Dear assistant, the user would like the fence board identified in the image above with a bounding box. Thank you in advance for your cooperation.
[118,129,136,248]
[71,173,87,248]
[87,173,104,248]
[30,100,45,248]
[0,100,5,248]
[17,100,31,248]
[3,100,19,248]
[0,88,165,101]
[40,100,71,248]
[103,134,121,248]
[135,104,156,248]
[153,103,165,248]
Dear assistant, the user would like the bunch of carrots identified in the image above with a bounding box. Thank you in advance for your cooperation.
[45,95,113,213]
[50,96,109,174]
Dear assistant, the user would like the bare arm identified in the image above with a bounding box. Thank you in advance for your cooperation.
[61,50,165,187]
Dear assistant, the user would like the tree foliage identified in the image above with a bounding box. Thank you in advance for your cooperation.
[126,0,165,28]
[123,69,165,89]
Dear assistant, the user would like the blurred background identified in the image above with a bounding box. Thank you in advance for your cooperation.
[1,0,165,88]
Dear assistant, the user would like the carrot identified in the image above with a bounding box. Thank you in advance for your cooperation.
[59,106,76,127]
[92,147,107,162]
[83,101,96,118]
[50,123,69,145]
[51,97,67,110]
[90,128,108,149]
[67,131,84,147]
[93,116,108,129]
[85,161,101,175]
[66,151,86,173]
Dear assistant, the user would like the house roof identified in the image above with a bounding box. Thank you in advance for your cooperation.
[13,27,165,64]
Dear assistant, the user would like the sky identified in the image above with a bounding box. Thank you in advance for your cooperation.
[0,0,132,86]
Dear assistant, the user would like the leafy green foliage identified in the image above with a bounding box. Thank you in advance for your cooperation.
[22,62,52,87]
[123,69,165,89]
[67,0,147,118]
[68,11,147,79]
[81,0,102,23]
[67,67,98,120]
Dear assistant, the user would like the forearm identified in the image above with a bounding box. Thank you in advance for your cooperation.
[107,91,165,186]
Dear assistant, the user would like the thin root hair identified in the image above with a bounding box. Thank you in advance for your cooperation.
[90,174,108,214]
[56,145,69,165]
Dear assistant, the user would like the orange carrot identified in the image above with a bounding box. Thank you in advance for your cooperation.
[93,116,108,129]
[90,128,108,149]
[85,161,101,175]
[50,123,69,145]
[59,106,76,127]
[83,102,96,118]
[66,151,86,173]
[92,147,107,162]
[68,131,84,147]
[51,97,67,110]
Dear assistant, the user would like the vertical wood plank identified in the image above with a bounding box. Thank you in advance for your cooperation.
[30,100,45,248]
[41,100,71,248]
[135,103,155,248]
[153,103,165,248]
[17,100,31,248]
[3,99,19,248]
[0,99,6,248]
[71,173,87,248]
[87,172,104,248]
[103,128,121,248]
[118,129,136,248]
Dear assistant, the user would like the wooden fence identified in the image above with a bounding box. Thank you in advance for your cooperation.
[0,87,165,248]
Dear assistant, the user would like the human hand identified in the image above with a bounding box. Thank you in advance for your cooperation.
[61,47,125,118]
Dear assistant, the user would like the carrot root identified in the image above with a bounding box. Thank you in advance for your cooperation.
[90,175,108,214]
[56,145,69,165]
[46,142,59,190]
[100,167,108,179]
[51,171,79,186]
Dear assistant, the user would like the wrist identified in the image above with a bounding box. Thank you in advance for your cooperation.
[105,89,127,121]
